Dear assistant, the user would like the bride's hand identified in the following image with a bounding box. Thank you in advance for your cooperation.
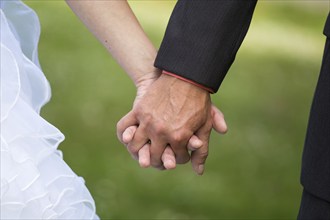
[122,125,203,170]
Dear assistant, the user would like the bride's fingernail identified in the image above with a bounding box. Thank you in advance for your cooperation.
[194,139,203,147]
[164,160,176,169]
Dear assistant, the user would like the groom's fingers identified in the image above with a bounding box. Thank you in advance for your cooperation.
[117,111,138,144]
[191,141,209,175]
[171,142,191,164]
[149,138,167,170]
[122,126,137,144]
[191,121,212,175]
[189,105,227,175]
[211,104,228,134]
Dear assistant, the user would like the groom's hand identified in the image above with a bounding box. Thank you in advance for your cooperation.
[117,73,212,170]
[121,104,227,175]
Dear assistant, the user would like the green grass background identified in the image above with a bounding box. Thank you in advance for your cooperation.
[25,1,329,219]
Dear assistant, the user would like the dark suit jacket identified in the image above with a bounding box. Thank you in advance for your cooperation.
[155,0,330,202]
[155,0,257,93]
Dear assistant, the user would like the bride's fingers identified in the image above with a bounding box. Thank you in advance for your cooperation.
[122,126,137,144]
[187,135,203,151]
[117,111,138,143]
[211,104,228,134]
[138,144,150,168]
[161,146,176,170]
[127,125,149,160]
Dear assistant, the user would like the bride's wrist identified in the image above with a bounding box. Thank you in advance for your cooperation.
[134,67,161,90]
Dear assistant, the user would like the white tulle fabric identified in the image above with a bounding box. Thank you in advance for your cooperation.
[0,1,98,219]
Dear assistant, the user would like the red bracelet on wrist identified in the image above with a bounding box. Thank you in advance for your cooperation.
[162,70,214,93]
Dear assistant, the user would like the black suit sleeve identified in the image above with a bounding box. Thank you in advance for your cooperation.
[154,0,257,93]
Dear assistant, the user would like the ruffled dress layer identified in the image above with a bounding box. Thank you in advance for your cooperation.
[0,1,98,219]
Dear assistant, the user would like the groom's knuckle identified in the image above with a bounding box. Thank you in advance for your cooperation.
[198,150,209,161]
[176,154,190,164]
[151,163,165,170]
[171,131,186,142]
[135,105,142,114]
[153,122,166,135]
[116,122,124,134]
[116,120,122,131]
[135,106,147,117]
[127,145,138,155]
[143,114,153,125]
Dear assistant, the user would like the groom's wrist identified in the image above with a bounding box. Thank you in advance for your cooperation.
[162,70,214,93]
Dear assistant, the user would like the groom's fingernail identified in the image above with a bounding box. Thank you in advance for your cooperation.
[198,165,204,175]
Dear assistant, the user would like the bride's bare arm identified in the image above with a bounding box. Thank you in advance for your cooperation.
[66,0,158,88]
[66,0,179,169]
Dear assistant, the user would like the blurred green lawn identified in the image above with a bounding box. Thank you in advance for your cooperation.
[25,1,329,219]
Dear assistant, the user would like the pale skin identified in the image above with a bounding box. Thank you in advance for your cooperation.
[66,0,227,174]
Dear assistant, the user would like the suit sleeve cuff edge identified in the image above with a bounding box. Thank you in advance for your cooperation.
[162,70,215,93]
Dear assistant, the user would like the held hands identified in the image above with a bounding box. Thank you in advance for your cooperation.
[66,0,227,175]
[117,73,227,175]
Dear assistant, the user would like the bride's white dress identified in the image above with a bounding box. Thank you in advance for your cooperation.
[1,1,98,219]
